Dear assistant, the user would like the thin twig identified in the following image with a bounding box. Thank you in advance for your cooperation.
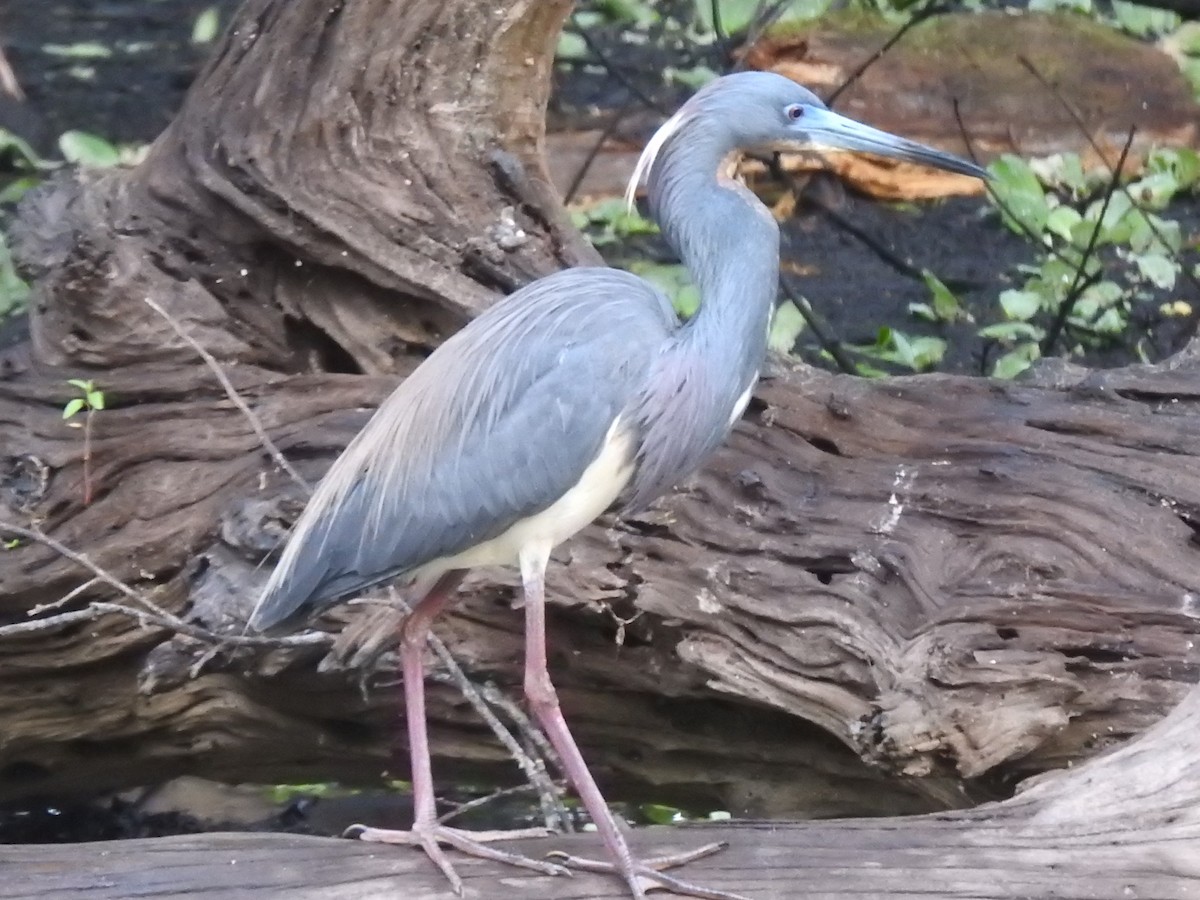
[826,1,953,107]
[143,296,309,492]
[479,679,571,831]
[0,521,329,648]
[89,601,329,647]
[2,521,148,606]
[564,93,638,206]
[0,607,98,638]
[82,407,95,505]
[1042,127,1137,355]
[577,28,668,115]
[779,277,857,374]
[710,0,728,51]
[738,1,793,69]
[479,681,562,778]
[28,576,99,616]
[437,779,566,827]
[951,99,1083,270]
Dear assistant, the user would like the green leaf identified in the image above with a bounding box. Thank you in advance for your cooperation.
[666,65,719,90]
[856,328,945,372]
[693,0,831,34]
[1082,191,1133,245]
[992,342,1040,379]
[1125,172,1180,211]
[639,803,682,825]
[627,262,699,318]
[1147,147,1200,190]
[572,197,659,245]
[1093,307,1126,334]
[987,154,1050,235]
[1174,21,1200,54]
[1044,205,1083,243]
[67,378,92,390]
[0,127,55,171]
[1183,58,1200,99]
[921,269,968,322]
[999,289,1042,321]
[1029,153,1089,196]
[191,6,221,44]
[852,360,889,378]
[62,398,85,419]
[1129,213,1181,255]
[556,31,587,61]
[1080,280,1124,309]
[907,302,936,322]
[1135,253,1178,289]
[1111,1,1179,37]
[0,175,44,205]
[58,131,122,168]
[978,321,1043,342]
[595,0,659,26]
[87,390,105,410]
[768,300,806,354]
[0,232,30,318]
[42,41,112,59]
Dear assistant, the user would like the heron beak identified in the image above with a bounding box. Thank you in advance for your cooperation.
[788,107,989,180]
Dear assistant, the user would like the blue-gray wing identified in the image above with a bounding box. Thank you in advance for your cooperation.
[250,267,677,630]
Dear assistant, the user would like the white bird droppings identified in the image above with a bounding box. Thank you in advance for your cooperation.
[871,465,916,535]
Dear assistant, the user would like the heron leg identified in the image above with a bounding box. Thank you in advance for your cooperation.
[518,548,749,900]
[345,571,569,895]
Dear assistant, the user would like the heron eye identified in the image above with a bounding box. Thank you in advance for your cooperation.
[786,104,805,120]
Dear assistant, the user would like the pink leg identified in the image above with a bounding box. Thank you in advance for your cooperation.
[345,571,568,895]
[518,549,747,900]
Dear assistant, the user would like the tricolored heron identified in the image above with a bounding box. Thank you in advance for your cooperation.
[250,71,986,899]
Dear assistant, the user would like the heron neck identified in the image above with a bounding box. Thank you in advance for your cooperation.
[647,129,780,385]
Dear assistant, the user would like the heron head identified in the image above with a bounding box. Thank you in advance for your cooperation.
[708,70,987,179]
[625,71,986,211]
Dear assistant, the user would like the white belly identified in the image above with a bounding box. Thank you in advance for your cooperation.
[415,417,636,577]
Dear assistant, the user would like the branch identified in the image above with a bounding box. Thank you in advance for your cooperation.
[0,521,330,649]
[143,296,310,493]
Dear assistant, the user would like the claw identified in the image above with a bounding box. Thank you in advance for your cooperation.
[547,840,748,900]
[345,820,570,894]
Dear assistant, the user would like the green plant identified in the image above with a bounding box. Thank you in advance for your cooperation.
[192,6,222,45]
[846,326,947,375]
[63,379,106,506]
[625,261,699,318]
[692,0,835,35]
[58,131,123,168]
[0,232,29,319]
[909,269,972,324]
[982,147,1198,379]
[569,198,659,246]
[768,299,806,354]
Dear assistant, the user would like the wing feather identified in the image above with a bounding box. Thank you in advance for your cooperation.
[251,268,676,630]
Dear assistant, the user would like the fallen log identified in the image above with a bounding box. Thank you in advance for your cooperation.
[2,0,1199,833]
[5,682,1199,899]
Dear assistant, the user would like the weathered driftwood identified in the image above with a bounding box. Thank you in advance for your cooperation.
[1,0,1199,839]
[5,683,1200,899]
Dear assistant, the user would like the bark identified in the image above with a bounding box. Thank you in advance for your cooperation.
[1,0,1199,832]
[6,685,1200,898]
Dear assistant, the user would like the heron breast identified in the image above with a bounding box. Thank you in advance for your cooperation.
[414,417,637,576]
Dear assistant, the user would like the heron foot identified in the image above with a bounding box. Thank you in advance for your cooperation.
[547,840,750,900]
[345,822,570,896]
